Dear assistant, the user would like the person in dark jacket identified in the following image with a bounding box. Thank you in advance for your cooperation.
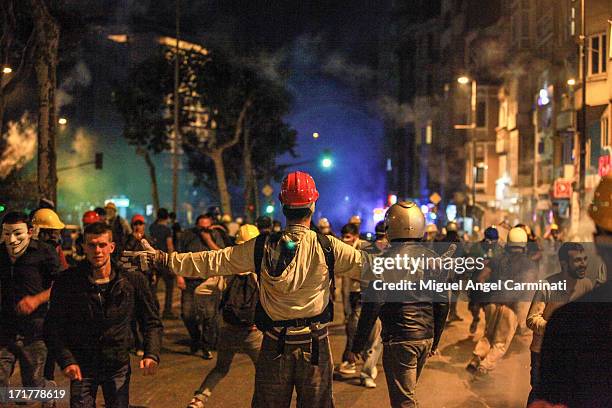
[45,222,162,408]
[178,213,224,358]
[348,202,450,408]
[0,211,60,393]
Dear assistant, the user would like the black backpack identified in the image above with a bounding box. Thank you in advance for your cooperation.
[220,274,259,327]
[253,232,335,331]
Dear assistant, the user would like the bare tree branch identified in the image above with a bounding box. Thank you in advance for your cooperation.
[219,97,251,152]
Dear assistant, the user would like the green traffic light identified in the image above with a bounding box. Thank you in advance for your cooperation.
[0,206,4,213]
[265,204,275,214]
[321,157,332,168]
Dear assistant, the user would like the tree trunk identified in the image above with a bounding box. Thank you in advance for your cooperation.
[137,147,160,211]
[210,149,232,217]
[243,127,255,222]
[31,0,59,204]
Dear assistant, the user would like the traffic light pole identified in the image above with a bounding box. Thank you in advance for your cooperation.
[172,0,181,214]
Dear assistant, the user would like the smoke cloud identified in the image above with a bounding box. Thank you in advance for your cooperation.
[0,113,37,179]
[56,61,92,111]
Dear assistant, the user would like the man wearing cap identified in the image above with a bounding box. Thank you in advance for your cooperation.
[0,211,60,398]
[127,171,368,408]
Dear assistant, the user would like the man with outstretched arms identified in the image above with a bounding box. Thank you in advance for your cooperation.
[131,171,367,408]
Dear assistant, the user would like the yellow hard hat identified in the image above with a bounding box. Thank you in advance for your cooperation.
[32,208,65,230]
[550,223,559,231]
[318,218,330,228]
[589,175,612,232]
[446,221,458,232]
[221,214,232,223]
[349,215,361,225]
[507,227,528,247]
[235,224,260,244]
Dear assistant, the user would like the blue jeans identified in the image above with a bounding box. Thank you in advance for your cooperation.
[70,364,131,408]
[0,339,48,388]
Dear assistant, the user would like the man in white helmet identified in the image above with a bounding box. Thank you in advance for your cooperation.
[347,201,451,407]
[467,227,537,376]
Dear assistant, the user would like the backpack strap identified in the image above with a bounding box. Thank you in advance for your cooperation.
[316,233,335,290]
[254,233,268,278]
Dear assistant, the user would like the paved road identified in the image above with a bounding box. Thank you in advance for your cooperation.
[8,299,532,408]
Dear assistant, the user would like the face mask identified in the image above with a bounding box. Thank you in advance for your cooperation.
[2,223,31,259]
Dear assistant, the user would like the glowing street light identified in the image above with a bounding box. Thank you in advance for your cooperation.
[457,76,470,85]
[58,117,67,125]
[312,132,320,139]
[567,78,576,86]
[2,66,12,74]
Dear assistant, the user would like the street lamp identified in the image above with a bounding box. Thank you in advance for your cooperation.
[312,132,320,139]
[58,117,67,125]
[457,76,470,85]
[567,78,576,86]
[2,66,12,74]
[456,75,478,210]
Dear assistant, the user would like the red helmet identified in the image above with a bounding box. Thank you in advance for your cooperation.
[279,171,319,208]
[82,210,101,225]
[131,214,145,225]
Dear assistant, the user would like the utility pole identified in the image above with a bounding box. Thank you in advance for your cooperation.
[172,0,180,214]
[578,0,587,209]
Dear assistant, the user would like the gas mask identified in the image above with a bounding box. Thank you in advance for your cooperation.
[2,223,31,260]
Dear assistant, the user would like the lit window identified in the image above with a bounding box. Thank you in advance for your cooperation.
[589,33,607,76]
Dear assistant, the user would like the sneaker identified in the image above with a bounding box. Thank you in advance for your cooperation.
[201,350,213,360]
[360,377,377,388]
[337,361,356,375]
[187,396,206,408]
[469,319,479,334]
[466,355,480,374]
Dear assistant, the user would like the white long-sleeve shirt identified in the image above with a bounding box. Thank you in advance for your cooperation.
[168,224,365,322]
[526,273,593,352]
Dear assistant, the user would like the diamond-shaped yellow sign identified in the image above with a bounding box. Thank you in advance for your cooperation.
[262,184,274,197]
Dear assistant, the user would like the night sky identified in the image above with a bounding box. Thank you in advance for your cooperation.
[52,0,391,231]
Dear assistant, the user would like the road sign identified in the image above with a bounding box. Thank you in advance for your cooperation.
[262,184,274,197]
[553,179,572,199]
[429,192,442,205]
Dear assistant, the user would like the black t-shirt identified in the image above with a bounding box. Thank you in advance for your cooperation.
[0,240,60,339]
[149,222,172,252]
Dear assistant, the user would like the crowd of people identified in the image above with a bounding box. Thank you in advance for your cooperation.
[1,171,610,408]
